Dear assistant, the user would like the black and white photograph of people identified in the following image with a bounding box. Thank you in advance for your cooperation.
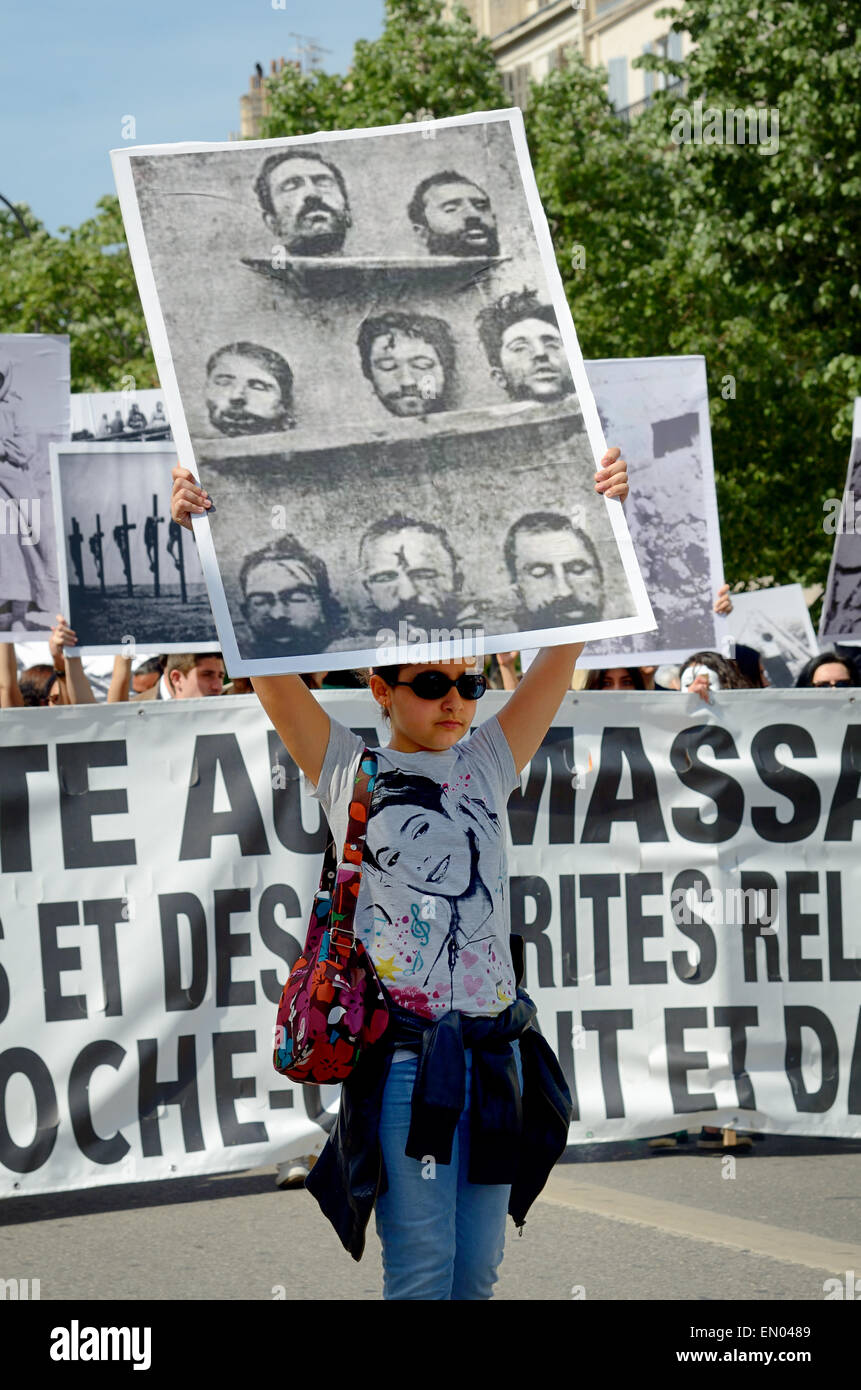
[357,312,455,417]
[170,449,629,657]
[408,170,500,258]
[205,342,296,436]
[477,289,573,403]
[254,150,352,257]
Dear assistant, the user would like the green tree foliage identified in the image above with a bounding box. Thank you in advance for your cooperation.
[528,0,860,591]
[0,195,156,394]
[260,0,504,136]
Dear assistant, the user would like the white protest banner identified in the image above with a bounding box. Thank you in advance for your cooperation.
[1,690,859,1199]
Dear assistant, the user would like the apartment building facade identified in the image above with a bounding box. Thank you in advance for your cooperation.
[444,0,687,116]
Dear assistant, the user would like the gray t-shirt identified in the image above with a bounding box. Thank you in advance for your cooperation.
[310,715,519,1021]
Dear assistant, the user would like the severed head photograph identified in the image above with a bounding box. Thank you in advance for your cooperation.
[112,110,653,671]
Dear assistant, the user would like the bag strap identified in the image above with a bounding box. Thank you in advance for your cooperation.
[329,747,378,941]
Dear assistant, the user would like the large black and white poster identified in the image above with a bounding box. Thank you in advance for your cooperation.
[71,388,172,443]
[0,334,69,641]
[820,398,861,645]
[51,442,218,654]
[111,111,654,674]
[578,355,724,668]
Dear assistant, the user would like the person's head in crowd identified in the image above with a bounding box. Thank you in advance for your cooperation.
[733,642,769,688]
[639,665,657,691]
[254,150,351,255]
[584,666,645,691]
[164,652,225,698]
[368,658,485,753]
[225,676,254,695]
[654,663,681,690]
[795,650,860,689]
[679,650,753,700]
[357,311,455,417]
[206,342,295,436]
[239,536,340,657]
[476,290,573,403]
[19,664,62,707]
[408,171,499,257]
[132,654,165,695]
[359,515,463,632]
[504,512,603,627]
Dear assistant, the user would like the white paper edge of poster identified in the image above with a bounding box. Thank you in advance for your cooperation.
[575,354,725,669]
[50,441,218,656]
[819,396,861,647]
[0,333,71,646]
[110,109,656,675]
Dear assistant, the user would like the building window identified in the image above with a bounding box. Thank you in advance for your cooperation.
[641,42,654,100]
[503,62,532,110]
[607,56,628,112]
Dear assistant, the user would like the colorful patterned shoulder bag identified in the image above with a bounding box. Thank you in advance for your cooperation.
[273,750,389,1084]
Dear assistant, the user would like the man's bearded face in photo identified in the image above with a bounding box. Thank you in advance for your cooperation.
[362,527,460,634]
[242,558,327,654]
[498,317,573,402]
[514,526,603,627]
[264,156,350,256]
[418,180,499,258]
[206,352,291,436]
[368,329,447,417]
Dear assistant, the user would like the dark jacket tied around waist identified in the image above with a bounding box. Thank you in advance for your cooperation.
[305,983,574,1261]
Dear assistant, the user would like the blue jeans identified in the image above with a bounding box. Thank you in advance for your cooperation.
[374,1040,523,1301]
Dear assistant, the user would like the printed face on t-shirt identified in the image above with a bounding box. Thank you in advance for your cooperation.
[365,800,472,897]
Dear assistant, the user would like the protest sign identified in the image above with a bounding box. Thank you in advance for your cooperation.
[50,441,218,655]
[820,398,861,645]
[728,584,818,686]
[71,389,172,443]
[0,334,70,640]
[578,355,724,668]
[1,689,859,1199]
[111,110,654,675]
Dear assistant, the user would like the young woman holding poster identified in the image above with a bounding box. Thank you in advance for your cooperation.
[170,448,628,1301]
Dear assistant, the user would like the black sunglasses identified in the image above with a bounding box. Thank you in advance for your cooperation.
[812,678,852,688]
[392,671,487,701]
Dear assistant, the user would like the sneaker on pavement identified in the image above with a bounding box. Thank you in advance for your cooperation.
[647,1135,678,1149]
[275,1156,315,1188]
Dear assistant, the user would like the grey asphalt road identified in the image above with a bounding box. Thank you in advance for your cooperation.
[2,1135,860,1303]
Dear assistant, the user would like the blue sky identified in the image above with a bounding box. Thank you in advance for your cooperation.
[1,0,385,233]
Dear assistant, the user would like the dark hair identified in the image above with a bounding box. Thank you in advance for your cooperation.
[358,514,460,581]
[680,650,753,690]
[476,288,559,370]
[584,666,646,691]
[164,652,224,680]
[363,768,451,871]
[253,150,348,219]
[206,342,294,412]
[356,311,455,384]
[733,643,766,688]
[794,650,860,688]
[372,665,402,687]
[407,170,486,228]
[134,654,166,677]
[239,534,340,622]
[19,664,58,706]
[503,512,602,584]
